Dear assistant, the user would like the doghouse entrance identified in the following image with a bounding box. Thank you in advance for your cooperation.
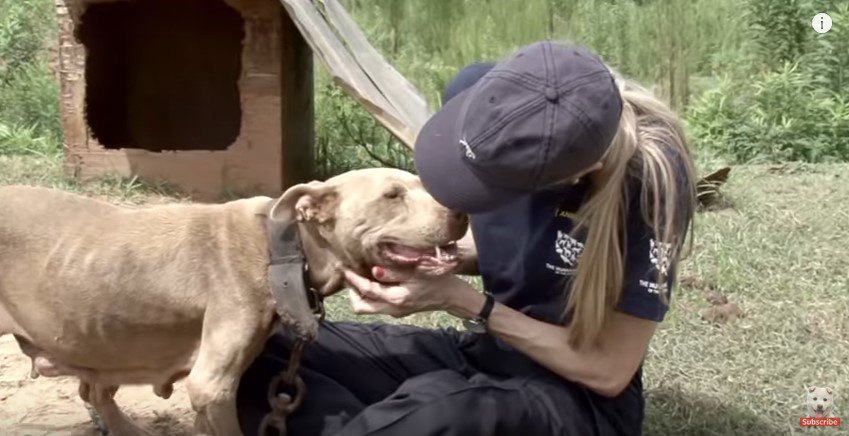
[78,0,245,152]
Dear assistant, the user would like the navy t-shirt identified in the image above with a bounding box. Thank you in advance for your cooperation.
[472,178,678,325]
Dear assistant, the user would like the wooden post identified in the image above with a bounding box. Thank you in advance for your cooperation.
[280,7,314,188]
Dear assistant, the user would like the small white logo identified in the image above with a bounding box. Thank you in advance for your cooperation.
[639,279,667,295]
[459,138,476,160]
[812,13,832,34]
[555,230,584,268]
[649,239,672,276]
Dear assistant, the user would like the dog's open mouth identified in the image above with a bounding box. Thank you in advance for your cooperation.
[378,241,459,266]
[367,241,462,284]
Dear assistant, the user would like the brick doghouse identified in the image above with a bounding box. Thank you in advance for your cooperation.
[55,0,431,200]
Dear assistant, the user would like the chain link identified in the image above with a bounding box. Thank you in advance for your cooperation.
[258,289,324,436]
[258,340,308,436]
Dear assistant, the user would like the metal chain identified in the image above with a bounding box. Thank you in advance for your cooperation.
[258,289,325,436]
[258,339,308,436]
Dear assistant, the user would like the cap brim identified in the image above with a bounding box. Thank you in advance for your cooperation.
[414,89,526,214]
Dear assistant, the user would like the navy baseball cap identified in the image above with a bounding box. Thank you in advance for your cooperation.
[414,41,623,214]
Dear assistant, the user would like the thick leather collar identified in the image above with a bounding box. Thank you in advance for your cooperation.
[264,208,322,335]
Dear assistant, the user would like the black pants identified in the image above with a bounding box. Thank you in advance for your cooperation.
[236,321,644,436]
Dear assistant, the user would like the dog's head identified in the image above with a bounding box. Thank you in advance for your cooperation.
[269,168,469,293]
[806,386,834,417]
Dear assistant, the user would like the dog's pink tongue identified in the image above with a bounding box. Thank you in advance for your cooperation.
[815,411,824,418]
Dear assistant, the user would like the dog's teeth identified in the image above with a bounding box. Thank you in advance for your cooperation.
[435,245,442,259]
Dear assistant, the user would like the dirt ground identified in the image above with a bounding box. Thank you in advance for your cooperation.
[0,335,194,435]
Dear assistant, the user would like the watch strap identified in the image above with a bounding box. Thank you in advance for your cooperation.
[477,292,495,322]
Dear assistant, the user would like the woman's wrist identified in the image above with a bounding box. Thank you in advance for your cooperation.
[445,279,487,320]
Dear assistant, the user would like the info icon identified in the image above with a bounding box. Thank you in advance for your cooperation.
[812,13,832,34]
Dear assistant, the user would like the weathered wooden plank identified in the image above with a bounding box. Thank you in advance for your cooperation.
[333,77,418,147]
[279,7,315,187]
[319,0,432,134]
[278,0,396,118]
[278,0,420,148]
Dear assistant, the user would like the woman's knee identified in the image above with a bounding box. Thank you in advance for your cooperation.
[338,373,540,436]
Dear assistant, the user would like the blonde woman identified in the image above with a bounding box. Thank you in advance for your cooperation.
[237,41,696,436]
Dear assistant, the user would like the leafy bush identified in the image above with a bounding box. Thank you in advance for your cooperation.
[801,3,849,94]
[686,2,849,163]
[314,80,414,178]
[0,0,55,82]
[745,0,808,70]
[687,63,849,163]
[0,62,61,142]
[0,122,59,156]
[0,0,60,152]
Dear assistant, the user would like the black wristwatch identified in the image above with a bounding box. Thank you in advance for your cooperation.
[462,292,495,334]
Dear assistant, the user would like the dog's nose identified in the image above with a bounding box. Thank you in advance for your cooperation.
[448,210,467,225]
[447,210,469,230]
[445,209,469,239]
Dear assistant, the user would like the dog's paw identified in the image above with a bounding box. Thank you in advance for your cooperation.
[85,403,111,436]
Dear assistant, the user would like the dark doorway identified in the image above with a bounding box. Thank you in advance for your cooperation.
[78,0,245,151]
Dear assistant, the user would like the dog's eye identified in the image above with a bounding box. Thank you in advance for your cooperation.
[814,397,818,401]
[383,186,404,200]
[824,398,828,401]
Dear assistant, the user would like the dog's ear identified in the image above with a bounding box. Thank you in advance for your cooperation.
[270,181,339,224]
[809,386,818,393]
[826,387,832,395]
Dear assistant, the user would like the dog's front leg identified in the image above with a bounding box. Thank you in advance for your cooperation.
[187,304,272,436]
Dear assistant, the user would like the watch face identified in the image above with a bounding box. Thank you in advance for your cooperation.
[463,319,486,334]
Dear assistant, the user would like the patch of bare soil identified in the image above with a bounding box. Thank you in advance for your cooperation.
[0,336,193,435]
[679,276,745,326]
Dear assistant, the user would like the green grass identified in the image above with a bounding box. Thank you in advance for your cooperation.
[0,154,186,205]
[644,164,849,435]
[3,155,847,435]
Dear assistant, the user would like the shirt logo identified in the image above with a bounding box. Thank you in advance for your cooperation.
[555,230,584,269]
[649,238,673,276]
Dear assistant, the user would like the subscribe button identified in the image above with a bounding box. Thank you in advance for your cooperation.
[800,417,841,427]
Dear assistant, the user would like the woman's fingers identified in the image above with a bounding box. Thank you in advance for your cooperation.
[347,289,380,314]
[372,263,455,284]
[343,268,401,304]
[372,266,414,283]
[342,269,381,298]
[341,268,432,318]
[341,269,370,289]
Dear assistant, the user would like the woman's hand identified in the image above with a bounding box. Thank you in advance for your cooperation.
[341,267,477,318]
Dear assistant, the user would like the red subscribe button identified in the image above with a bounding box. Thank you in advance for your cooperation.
[800,417,841,427]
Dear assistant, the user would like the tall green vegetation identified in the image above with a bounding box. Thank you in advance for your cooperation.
[0,0,60,156]
[687,0,849,163]
[1,0,847,170]
[333,0,848,170]
[324,0,748,174]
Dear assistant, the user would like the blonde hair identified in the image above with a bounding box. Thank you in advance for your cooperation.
[565,71,697,349]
